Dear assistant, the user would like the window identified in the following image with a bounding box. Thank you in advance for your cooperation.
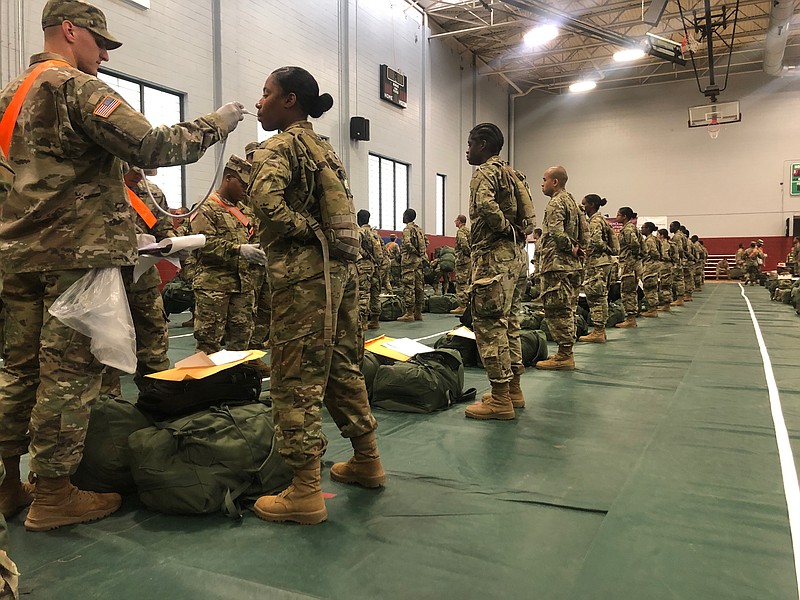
[435,173,446,235]
[98,70,185,208]
[368,153,409,230]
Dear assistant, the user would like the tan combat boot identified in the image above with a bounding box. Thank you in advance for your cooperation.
[640,309,659,318]
[396,311,415,322]
[536,345,576,371]
[657,303,671,312]
[449,305,465,315]
[0,456,34,519]
[670,298,684,307]
[180,316,194,328]
[330,432,385,488]
[367,318,380,330]
[683,293,693,302]
[414,308,424,321]
[480,374,525,408]
[253,459,327,525]
[25,476,121,532]
[249,359,271,378]
[466,382,515,420]
[615,316,638,328]
[578,327,607,343]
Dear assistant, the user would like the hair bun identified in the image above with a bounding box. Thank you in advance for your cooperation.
[599,197,607,206]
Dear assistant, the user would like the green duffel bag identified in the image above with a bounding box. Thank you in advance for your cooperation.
[72,396,153,494]
[576,312,590,339]
[520,309,544,330]
[520,330,548,366]
[161,276,194,316]
[433,333,479,367]
[428,294,459,313]
[361,350,396,400]
[128,402,292,518]
[372,349,476,413]
[606,300,626,328]
[379,295,405,321]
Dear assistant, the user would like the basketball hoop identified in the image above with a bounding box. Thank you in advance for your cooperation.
[708,115,720,140]
[680,33,700,59]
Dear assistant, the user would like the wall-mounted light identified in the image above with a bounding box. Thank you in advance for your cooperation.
[569,80,597,93]
[524,24,559,47]
[613,48,646,62]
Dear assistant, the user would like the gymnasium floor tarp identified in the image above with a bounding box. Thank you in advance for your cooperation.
[6,283,799,599]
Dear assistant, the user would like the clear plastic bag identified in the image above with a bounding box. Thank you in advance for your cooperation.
[49,267,137,374]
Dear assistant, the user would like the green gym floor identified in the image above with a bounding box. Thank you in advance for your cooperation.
[6,281,800,599]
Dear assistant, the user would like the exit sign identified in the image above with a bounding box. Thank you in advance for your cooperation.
[792,163,800,195]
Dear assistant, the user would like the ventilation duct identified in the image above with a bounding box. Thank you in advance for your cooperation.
[763,0,796,76]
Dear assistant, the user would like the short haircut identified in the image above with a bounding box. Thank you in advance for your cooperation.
[404,208,416,222]
[547,165,568,186]
[357,209,370,226]
[469,123,504,154]
[456,214,466,225]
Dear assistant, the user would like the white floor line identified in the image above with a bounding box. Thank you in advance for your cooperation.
[739,283,800,598]
[168,332,195,339]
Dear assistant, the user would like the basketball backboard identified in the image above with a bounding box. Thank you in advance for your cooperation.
[687,100,741,128]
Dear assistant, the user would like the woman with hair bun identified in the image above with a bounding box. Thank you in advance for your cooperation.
[248,67,384,525]
[615,206,643,328]
[639,221,661,318]
[578,194,618,343]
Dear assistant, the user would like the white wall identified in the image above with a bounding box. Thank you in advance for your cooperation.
[513,73,800,238]
[2,0,508,235]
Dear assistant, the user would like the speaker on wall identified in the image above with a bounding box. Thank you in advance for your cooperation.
[350,116,370,141]
[793,215,800,237]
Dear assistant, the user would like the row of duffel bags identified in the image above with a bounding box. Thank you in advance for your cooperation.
[379,294,460,320]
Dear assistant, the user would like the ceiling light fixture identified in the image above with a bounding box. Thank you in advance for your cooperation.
[524,24,559,47]
[613,48,646,62]
[569,80,597,93]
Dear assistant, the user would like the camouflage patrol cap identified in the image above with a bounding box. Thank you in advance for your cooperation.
[244,142,260,159]
[225,154,251,185]
[41,0,122,50]
[756,239,764,245]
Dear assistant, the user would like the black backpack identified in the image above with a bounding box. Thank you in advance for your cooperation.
[136,364,262,420]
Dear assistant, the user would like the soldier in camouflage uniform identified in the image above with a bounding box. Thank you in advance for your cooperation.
[189,155,265,354]
[657,229,674,311]
[0,0,243,532]
[248,67,383,525]
[744,241,763,286]
[578,194,617,343]
[615,207,643,328]
[450,214,471,314]
[639,222,661,318]
[397,209,428,321]
[356,209,384,330]
[460,123,532,420]
[690,235,704,291]
[386,233,401,290]
[670,221,689,303]
[536,166,587,371]
[679,225,695,300]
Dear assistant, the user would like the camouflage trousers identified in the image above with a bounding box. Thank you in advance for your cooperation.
[683,265,694,293]
[620,259,643,317]
[470,242,520,383]
[401,259,424,313]
[0,269,104,477]
[642,264,660,310]
[250,266,271,349]
[0,463,19,600]
[672,262,686,298]
[0,296,4,362]
[193,287,255,354]
[541,270,582,346]
[270,263,377,468]
[379,260,392,294]
[454,261,471,308]
[390,264,401,291]
[584,264,612,330]
[694,266,704,290]
[357,261,380,323]
[508,245,529,377]
[659,264,674,304]
[745,264,761,285]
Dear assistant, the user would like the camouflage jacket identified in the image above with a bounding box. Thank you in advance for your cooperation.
[468,155,519,255]
[585,211,617,268]
[0,52,227,274]
[671,231,689,264]
[642,234,662,268]
[618,221,643,264]
[659,238,673,264]
[132,179,174,239]
[248,120,352,290]
[0,153,12,198]
[539,189,587,274]
[455,225,471,266]
[189,192,255,293]
[401,221,426,264]
[386,241,401,266]
[358,223,384,268]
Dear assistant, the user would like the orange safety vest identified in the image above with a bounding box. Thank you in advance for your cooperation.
[0,59,70,157]
[126,185,158,229]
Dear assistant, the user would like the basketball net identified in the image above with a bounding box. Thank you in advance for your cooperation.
[681,33,700,59]
[708,115,721,140]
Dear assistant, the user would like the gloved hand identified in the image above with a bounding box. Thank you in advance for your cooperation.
[215,101,245,134]
[239,243,266,265]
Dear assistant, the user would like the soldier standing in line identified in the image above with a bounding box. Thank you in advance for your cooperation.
[450,214,471,315]
[248,66,383,525]
[0,0,243,532]
[669,221,689,304]
[536,165,587,371]
[578,194,617,343]
[735,243,746,271]
[681,226,698,295]
[699,240,709,284]
[656,228,674,312]
[788,237,800,275]
[396,208,427,322]
[189,155,266,355]
[744,240,764,286]
[690,234,703,291]
[614,207,643,328]
[461,123,531,420]
[357,209,383,330]
[639,222,661,318]
[386,233,401,290]
[378,237,393,294]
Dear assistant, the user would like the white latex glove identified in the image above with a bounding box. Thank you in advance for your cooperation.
[239,243,266,265]
[215,101,245,134]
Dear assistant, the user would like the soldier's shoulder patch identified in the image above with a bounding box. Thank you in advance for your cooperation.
[93,95,122,118]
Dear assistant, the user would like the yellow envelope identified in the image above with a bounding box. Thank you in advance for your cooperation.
[146,350,267,381]
[364,335,411,362]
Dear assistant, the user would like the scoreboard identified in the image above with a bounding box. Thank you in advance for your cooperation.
[380,64,407,109]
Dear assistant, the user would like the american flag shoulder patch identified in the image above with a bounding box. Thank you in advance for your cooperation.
[93,95,122,118]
